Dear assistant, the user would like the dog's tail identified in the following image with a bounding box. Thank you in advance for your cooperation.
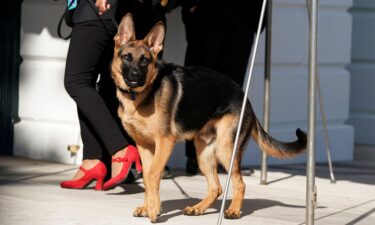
[251,119,307,159]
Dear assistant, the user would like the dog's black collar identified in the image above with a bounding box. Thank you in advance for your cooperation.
[118,87,137,101]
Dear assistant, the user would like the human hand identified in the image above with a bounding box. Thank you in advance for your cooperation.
[189,6,197,13]
[95,0,111,15]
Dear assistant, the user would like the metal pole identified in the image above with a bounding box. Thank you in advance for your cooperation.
[305,0,336,185]
[216,0,268,224]
[260,0,273,186]
[306,0,318,224]
[316,74,336,183]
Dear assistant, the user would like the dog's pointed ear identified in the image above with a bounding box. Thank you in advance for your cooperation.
[114,13,135,46]
[144,21,165,55]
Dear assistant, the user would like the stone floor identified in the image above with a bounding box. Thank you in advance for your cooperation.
[0,155,374,225]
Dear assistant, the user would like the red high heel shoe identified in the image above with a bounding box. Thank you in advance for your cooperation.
[103,145,142,190]
[60,161,107,191]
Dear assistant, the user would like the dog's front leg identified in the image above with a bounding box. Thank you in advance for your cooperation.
[133,145,154,218]
[143,137,175,223]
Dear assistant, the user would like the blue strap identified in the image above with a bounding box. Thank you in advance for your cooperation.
[67,0,77,10]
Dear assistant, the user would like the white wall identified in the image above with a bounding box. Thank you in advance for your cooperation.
[348,0,375,161]
[15,0,354,168]
[14,0,82,164]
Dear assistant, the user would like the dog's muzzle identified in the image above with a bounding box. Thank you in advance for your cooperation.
[124,71,145,88]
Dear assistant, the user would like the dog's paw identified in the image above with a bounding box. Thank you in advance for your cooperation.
[183,206,205,216]
[224,209,241,219]
[133,206,148,217]
[147,207,161,223]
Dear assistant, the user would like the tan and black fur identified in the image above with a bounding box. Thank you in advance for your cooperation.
[111,14,307,223]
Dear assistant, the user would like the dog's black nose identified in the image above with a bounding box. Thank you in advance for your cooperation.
[129,70,140,80]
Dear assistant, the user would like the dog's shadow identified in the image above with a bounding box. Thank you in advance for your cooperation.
[103,177,312,223]
[157,198,306,223]
[104,183,306,223]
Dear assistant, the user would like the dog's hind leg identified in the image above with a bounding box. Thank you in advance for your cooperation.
[183,136,223,216]
[216,115,246,219]
[217,149,245,219]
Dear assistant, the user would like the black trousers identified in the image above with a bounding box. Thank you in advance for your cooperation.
[181,2,262,160]
[64,2,166,161]
[182,16,255,86]
[64,20,129,160]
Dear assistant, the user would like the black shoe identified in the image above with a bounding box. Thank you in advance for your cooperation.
[123,167,142,184]
[217,164,226,174]
[186,157,199,175]
[162,166,173,179]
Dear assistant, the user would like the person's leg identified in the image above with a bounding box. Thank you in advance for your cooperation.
[216,22,255,87]
[182,9,225,174]
[97,31,139,179]
[97,40,136,144]
[64,20,130,181]
[65,20,129,156]
[67,108,105,181]
[182,9,201,174]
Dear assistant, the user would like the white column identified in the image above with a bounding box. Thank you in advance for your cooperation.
[348,0,375,161]
[14,0,81,164]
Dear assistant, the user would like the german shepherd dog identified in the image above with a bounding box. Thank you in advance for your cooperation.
[111,14,307,222]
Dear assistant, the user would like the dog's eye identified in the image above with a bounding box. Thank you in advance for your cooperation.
[139,57,150,67]
[122,54,132,62]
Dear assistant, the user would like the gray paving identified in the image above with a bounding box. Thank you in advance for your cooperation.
[0,156,374,225]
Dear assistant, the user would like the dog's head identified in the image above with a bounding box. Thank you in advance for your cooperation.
[111,14,165,93]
